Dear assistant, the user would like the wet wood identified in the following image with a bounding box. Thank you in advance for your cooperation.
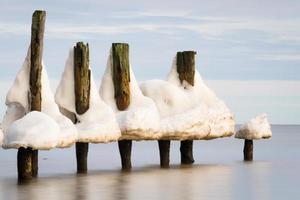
[17,147,32,180]
[30,10,45,111]
[76,142,89,173]
[158,140,170,168]
[176,51,196,86]
[112,43,132,170]
[177,51,196,164]
[31,150,38,177]
[112,43,130,110]
[18,10,46,180]
[118,140,132,170]
[244,139,253,161]
[180,140,195,164]
[74,42,90,115]
[74,42,91,173]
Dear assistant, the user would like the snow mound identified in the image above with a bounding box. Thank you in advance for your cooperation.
[140,80,210,139]
[54,114,78,147]
[235,113,272,140]
[140,56,235,140]
[99,49,160,140]
[55,48,121,143]
[3,111,60,150]
[2,47,78,149]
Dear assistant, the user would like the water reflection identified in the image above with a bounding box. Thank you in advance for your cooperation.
[0,126,299,200]
[0,164,236,200]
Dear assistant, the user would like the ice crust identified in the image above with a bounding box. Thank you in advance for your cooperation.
[140,56,235,140]
[2,47,78,149]
[235,113,272,140]
[99,50,160,140]
[2,47,238,146]
[55,48,121,143]
[0,128,3,145]
[3,111,61,150]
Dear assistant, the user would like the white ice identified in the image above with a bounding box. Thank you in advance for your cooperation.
[235,113,272,140]
[99,49,160,140]
[2,47,78,149]
[140,56,235,140]
[3,111,60,150]
[0,128,3,145]
[55,48,121,143]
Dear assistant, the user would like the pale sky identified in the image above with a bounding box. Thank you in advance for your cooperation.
[0,0,299,124]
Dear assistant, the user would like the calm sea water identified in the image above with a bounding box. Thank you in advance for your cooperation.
[0,125,299,200]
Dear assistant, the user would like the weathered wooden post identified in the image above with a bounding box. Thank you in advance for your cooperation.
[177,51,196,164]
[74,42,91,173]
[112,43,132,170]
[244,139,253,161]
[17,10,46,180]
[17,147,33,180]
[158,140,170,168]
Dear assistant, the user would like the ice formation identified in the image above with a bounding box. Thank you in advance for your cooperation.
[3,112,60,150]
[55,48,121,143]
[0,128,3,145]
[235,113,272,140]
[140,56,235,140]
[99,49,160,140]
[2,47,78,149]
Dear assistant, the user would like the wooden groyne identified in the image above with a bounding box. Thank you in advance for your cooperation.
[1,10,239,181]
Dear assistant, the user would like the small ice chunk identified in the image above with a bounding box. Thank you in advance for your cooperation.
[3,111,60,150]
[235,113,272,140]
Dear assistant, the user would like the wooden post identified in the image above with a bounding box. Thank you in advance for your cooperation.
[180,140,194,164]
[17,10,46,180]
[31,150,38,177]
[244,139,253,161]
[118,140,132,170]
[74,42,91,173]
[112,43,132,170]
[177,51,196,164]
[177,51,196,86]
[158,140,170,168]
[17,147,32,180]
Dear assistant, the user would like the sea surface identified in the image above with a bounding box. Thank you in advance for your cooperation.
[0,125,299,200]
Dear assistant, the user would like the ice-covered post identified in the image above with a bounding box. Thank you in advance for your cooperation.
[177,51,196,164]
[74,42,91,173]
[112,43,132,170]
[17,10,46,180]
[235,114,272,161]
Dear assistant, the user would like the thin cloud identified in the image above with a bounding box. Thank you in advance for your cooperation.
[0,22,29,35]
[206,80,300,97]
[257,54,300,61]
[1,14,300,44]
